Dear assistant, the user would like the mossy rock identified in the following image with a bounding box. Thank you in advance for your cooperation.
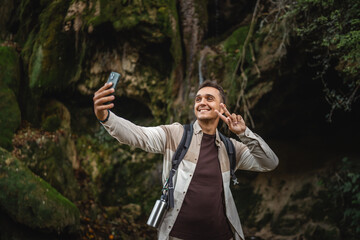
[0,46,20,95]
[270,202,309,236]
[290,182,313,200]
[41,99,71,132]
[271,215,303,236]
[87,1,173,38]
[0,0,15,38]
[25,0,77,94]
[0,207,75,240]
[0,86,21,150]
[222,25,250,54]
[230,179,262,228]
[304,223,340,240]
[0,47,22,149]
[75,131,160,213]
[12,127,80,201]
[0,147,80,233]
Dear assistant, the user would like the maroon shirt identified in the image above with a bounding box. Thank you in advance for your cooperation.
[170,133,233,240]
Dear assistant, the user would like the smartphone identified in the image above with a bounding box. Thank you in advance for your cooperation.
[106,71,121,104]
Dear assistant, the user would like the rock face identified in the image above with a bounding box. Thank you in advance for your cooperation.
[0,0,359,239]
[0,147,80,233]
[0,46,21,151]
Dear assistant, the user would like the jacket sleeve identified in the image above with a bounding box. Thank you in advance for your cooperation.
[101,111,166,154]
[233,127,279,172]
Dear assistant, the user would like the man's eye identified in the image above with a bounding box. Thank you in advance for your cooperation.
[207,96,214,101]
[195,98,201,102]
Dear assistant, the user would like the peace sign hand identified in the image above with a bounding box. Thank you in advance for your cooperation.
[215,103,246,135]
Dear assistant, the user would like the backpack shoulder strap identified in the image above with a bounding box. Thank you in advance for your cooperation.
[167,123,193,208]
[172,124,193,169]
[219,132,239,185]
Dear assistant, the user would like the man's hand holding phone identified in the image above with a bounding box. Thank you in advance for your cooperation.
[93,72,121,122]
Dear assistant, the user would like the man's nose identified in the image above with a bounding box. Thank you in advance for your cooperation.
[199,98,207,104]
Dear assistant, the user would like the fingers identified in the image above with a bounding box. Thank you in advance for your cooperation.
[231,113,237,123]
[215,109,228,122]
[217,104,244,125]
[93,82,115,110]
[93,84,114,101]
[220,103,237,123]
[94,95,115,107]
[216,108,235,125]
[93,83,116,121]
[237,115,243,123]
[220,103,231,117]
[96,102,114,111]
[95,82,113,97]
[100,82,113,91]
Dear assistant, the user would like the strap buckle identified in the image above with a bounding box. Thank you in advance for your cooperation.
[232,178,239,185]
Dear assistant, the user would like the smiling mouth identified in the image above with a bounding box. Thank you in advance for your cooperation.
[198,109,210,112]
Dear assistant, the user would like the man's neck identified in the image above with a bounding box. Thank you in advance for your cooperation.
[198,119,218,135]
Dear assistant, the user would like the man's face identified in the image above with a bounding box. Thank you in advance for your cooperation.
[194,87,224,121]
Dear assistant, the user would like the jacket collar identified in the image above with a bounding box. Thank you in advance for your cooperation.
[193,120,221,147]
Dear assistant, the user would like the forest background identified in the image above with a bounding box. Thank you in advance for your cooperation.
[0,0,359,239]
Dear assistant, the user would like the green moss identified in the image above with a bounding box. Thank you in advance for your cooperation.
[41,100,71,132]
[0,46,21,150]
[0,147,80,233]
[0,86,21,151]
[220,25,257,106]
[75,129,161,216]
[223,26,250,53]
[0,46,20,95]
[41,115,61,132]
[88,0,169,32]
[14,127,80,202]
[29,45,43,88]
[26,0,77,94]
[21,30,36,66]
[203,54,226,85]
[139,65,169,122]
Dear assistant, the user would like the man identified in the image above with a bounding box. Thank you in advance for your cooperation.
[93,80,279,240]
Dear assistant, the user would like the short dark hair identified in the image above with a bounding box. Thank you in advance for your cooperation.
[197,80,226,104]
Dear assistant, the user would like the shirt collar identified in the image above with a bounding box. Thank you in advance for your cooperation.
[193,120,221,147]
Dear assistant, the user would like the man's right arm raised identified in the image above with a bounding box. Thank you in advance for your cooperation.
[93,82,166,154]
[101,112,166,154]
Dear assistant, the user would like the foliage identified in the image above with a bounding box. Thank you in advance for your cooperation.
[290,0,360,121]
[327,157,360,239]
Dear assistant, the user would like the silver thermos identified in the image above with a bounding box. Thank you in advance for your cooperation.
[147,197,168,228]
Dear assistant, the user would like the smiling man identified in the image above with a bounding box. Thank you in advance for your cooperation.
[93,80,279,240]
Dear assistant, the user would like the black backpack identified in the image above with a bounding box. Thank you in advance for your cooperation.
[167,124,239,208]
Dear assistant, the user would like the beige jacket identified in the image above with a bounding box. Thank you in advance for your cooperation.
[102,111,279,240]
